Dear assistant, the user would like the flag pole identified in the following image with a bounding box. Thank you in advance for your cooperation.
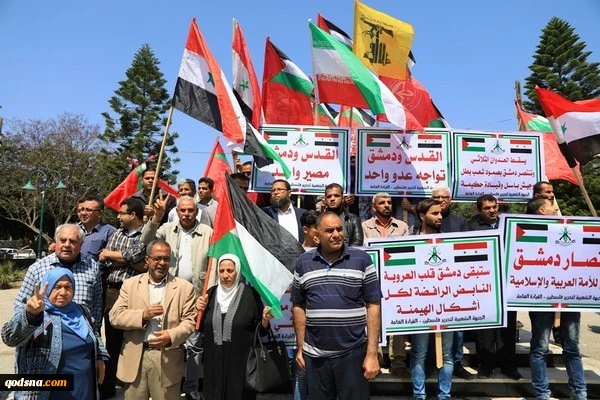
[149,104,175,205]
[196,257,214,330]
[572,168,597,216]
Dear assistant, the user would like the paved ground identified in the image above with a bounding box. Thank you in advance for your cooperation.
[1,284,600,399]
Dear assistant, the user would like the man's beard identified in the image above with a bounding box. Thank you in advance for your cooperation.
[271,197,291,209]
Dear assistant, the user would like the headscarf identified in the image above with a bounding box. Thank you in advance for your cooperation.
[215,253,242,313]
[212,254,244,344]
[41,268,89,341]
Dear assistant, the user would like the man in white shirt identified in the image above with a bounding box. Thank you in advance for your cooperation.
[262,179,306,243]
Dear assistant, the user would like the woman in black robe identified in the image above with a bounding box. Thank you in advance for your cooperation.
[198,254,273,400]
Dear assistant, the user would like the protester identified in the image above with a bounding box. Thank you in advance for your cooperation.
[362,192,410,379]
[76,195,116,261]
[263,179,306,242]
[409,199,454,400]
[141,195,213,400]
[323,183,364,246]
[197,177,217,209]
[197,254,274,400]
[526,197,586,400]
[109,240,197,400]
[130,168,177,224]
[167,179,201,223]
[292,212,381,400]
[300,210,319,250]
[2,268,108,400]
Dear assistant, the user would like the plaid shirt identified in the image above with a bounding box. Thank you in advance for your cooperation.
[104,226,145,284]
[13,253,103,333]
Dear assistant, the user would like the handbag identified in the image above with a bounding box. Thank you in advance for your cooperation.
[245,322,291,392]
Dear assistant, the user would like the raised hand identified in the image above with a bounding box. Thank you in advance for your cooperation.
[26,282,49,317]
[151,191,169,222]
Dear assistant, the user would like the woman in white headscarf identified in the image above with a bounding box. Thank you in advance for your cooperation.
[197,254,273,400]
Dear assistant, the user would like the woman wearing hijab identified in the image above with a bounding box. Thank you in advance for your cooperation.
[2,268,108,400]
[197,254,274,400]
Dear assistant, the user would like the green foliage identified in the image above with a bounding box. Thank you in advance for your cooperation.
[552,161,600,216]
[98,44,180,195]
[523,17,600,115]
[0,261,25,289]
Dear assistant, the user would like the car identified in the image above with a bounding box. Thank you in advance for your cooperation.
[11,248,37,260]
[0,248,17,260]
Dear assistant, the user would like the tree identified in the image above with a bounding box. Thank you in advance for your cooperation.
[523,17,600,115]
[0,113,104,245]
[99,43,179,194]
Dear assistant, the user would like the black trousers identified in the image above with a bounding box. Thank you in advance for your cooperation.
[475,311,518,370]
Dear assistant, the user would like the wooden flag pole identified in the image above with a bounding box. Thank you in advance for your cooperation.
[196,257,215,330]
[149,105,175,206]
[434,332,443,369]
[571,167,598,217]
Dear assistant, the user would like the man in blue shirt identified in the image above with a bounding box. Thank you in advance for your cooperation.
[292,212,382,400]
[76,195,116,261]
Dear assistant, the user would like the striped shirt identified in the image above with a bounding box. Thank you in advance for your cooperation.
[291,246,382,357]
[104,227,145,284]
[13,253,103,333]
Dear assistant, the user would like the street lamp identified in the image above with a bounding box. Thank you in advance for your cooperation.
[22,169,66,259]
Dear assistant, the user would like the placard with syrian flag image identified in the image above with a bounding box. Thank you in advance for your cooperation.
[356,128,451,196]
[251,125,350,194]
[365,231,504,335]
[452,131,544,202]
[501,214,600,311]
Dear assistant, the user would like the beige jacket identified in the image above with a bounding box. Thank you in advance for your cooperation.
[109,273,197,385]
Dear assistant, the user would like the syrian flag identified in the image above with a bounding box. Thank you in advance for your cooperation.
[232,19,263,129]
[515,223,548,243]
[453,242,488,263]
[510,139,533,154]
[207,174,304,319]
[515,99,580,185]
[535,86,600,165]
[173,18,290,177]
[314,131,339,147]
[417,134,443,149]
[310,22,423,132]
[262,38,314,125]
[383,245,416,267]
[461,137,486,152]
[582,225,600,245]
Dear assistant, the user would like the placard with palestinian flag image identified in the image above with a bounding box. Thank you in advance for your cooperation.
[501,214,600,311]
[251,125,350,194]
[366,231,504,335]
[451,131,544,202]
[355,127,451,197]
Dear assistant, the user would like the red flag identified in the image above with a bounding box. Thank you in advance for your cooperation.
[203,137,232,206]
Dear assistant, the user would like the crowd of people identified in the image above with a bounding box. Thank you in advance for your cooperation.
[0,164,588,400]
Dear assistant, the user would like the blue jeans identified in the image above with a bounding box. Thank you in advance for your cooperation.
[452,331,464,366]
[529,312,587,400]
[287,348,308,400]
[183,330,203,399]
[410,332,454,400]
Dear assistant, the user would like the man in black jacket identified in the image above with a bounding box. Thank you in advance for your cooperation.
[323,183,363,247]
[262,179,306,243]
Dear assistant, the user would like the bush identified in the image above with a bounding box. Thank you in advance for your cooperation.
[0,261,25,289]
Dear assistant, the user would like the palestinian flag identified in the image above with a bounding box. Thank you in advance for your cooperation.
[337,106,375,127]
[510,139,533,154]
[515,223,548,243]
[232,19,263,129]
[536,86,600,165]
[309,22,423,132]
[262,38,314,125]
[203,138,232,204]
[383,245,416,267]
[461,137,486,152]
[366,132,391,147]
[264,130,288,146]
[515,100,579,185]
[453,242,488,263]
[173,19,290,177]
[317,104,337,126]
[417,134,443,149]
[317,12,352,49]
[207,174,304,319]
[104,163,178,211]
[582,225,600,245]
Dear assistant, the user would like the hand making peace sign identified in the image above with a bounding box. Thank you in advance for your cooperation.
[26,282,49,317]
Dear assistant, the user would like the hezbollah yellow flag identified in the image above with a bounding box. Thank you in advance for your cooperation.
[353,0,414,79]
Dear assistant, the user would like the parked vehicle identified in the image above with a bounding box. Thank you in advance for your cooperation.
[0,248,17,260]
[11,248,37,260]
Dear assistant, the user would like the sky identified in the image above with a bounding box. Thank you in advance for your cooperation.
[1,0,599,184]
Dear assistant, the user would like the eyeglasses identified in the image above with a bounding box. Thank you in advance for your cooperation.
[432,195,451,200]
[148,255,171,263]
[77,208,101,213]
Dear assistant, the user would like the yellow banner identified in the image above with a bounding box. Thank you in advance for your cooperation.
[353,0,414,79]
